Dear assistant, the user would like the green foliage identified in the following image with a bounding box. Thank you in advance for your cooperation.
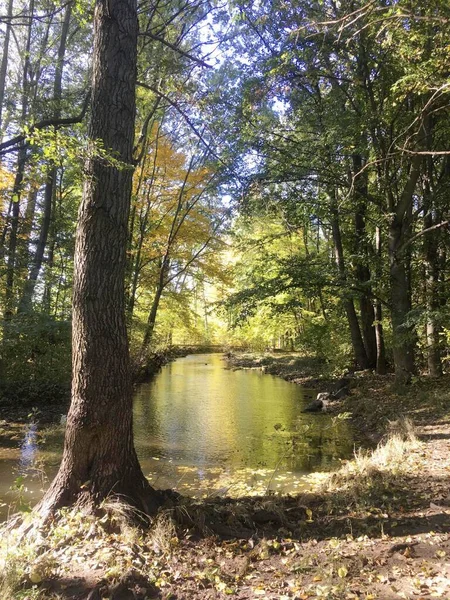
[1,315,71,395]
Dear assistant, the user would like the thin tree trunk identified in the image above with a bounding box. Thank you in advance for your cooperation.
[4,0,34,319]
[39,0,161,516]
[330,193,369,370]
[17,176,53,313]
[374,226,386,374]
[126,124,162,321]
[423,193,442,376]
[5,147,27,319]
[0,0,13,133]
[141,258,168,352]
[388,155,421,384]
[352,154,377,367]
[18,1,73,314]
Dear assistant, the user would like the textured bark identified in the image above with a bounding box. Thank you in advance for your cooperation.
[39,0,161,516]
[388,156,421,385]
[389,227,415,384]
[352,154,377,368]
[330,195,369,370]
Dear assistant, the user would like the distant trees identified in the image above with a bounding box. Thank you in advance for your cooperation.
[126,124,226,352]
[0,0,448,403]
[216,0,450,382]
[0,0,225,380]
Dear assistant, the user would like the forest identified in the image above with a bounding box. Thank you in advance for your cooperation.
[0,0,450,598]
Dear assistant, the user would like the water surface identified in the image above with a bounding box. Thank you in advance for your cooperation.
[0,354,354,517]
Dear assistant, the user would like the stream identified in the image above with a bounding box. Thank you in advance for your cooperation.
[0,354,354,518]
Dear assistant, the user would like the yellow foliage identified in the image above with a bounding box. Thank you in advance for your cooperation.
[0,165,13,191]
[130,122,224,299]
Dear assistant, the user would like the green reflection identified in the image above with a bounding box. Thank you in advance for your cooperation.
[133,354,354,481]
[0,353,355,518]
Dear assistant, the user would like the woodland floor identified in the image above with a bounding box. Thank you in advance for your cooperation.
[1,353,450,600]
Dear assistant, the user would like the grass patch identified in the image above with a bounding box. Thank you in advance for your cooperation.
[322,418,421,513]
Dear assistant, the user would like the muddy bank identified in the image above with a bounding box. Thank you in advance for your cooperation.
[225,351,331,385]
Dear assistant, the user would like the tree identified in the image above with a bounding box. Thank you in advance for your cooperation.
[210,0,450,380]
[17,0,74,314]
[38,0,161,515]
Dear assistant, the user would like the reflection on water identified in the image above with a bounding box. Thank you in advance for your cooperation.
[0,353,354,518]
[133,354,354,493]
[19,423,38,473]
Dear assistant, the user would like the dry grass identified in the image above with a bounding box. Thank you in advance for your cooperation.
[322,418,421,512]
[148,510,177,555]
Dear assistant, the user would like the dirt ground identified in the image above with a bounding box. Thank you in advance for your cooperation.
[2,354,450,600]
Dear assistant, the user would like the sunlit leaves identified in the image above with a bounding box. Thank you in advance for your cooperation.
[128,122,226,345]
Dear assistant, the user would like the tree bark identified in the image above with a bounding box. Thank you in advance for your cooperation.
[423,183,443,377]
[388,155,421,385]
[352,154,377,368]
[39,0,161,516]
[330,193,369,370]
[5,147,27,319]
[141,257,168,352]
[374,226,386,374]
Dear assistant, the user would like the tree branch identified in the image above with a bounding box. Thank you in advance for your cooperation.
[399,220,449,252]
[136,81,243,183]
[139,32,212,68]
[0,92,90,155]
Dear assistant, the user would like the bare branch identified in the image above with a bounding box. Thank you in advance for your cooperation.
[139,31,212,68]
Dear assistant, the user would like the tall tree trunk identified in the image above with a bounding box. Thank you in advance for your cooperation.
[5,147,27,319]
[39,0,161,516]
[388,155,421,385]
[352,154,377,367]
[374,226,386,374]
[422,166,443,377]
[141,258,168,352]
[18,1,73,314]
[17,176,53,313]
[0,0,13,133]
[330,193,369,369]
[422,119,443,377]
[4,0,34,319]
[424,213,442,377]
